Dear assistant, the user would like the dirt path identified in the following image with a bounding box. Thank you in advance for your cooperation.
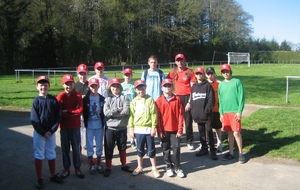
[0,106,299,190]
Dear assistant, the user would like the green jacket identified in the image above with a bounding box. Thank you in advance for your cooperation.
[129,95,157,129]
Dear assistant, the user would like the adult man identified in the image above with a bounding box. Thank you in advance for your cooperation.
[167,54,196,150]
[89,62,110,98]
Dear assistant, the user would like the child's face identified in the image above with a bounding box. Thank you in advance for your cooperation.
[89,84,99,94]
[195,72,204,80]
[123,73,132,81]
[221,70,232,80]
[77,72,87,82]
[205,72,215,80]
[161,84,173,94]
[148,58,158,70]
[135,85,146,97]
[36,82,50,96]
[95,67,104,77]
[63,81,74,94]
[110,84,121,95]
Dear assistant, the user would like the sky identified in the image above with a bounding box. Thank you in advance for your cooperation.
[236,0,300,45]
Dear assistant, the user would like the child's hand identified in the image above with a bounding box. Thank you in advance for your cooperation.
[159,133,164,139]
[176,133,182,138]
[129,129,135,139]
[234,113,242,121]
[44,132,52,140]
[220,115,224,123]
[150,128,157,137]
[185,103,191,112]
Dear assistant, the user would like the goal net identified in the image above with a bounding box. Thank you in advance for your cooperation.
[228,52,250,67]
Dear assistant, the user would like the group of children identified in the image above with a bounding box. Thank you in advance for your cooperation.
[30,54,245,189]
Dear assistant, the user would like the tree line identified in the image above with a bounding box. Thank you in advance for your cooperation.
[0,0,292,73]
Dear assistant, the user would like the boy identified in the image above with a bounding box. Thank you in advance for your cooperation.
[129,79,160,178]
[167,54,196,150]
[156,79,185,178]
[121,68,137,149]
[103,77,132,177]
[56,74,85,179]
[187,67,217,160]
[141,55,165,101]
[218,64,245,163]
[205,67,223,152]
[89,62,110,98]
[83,78,105,175]
[31,76,63,189]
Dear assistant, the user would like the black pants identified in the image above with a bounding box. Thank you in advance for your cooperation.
[178,94,193,143]
[197,122,216,151]
[161,131,181,169]
[104,128,127,160]
[60,128,81,170]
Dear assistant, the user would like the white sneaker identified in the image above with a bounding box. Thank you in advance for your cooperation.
[166,167,174,177]
[152,169,160,178]
[187,143,194,150]
[132,168,143,176]
[175,169,185,178]
[217,143,223,152]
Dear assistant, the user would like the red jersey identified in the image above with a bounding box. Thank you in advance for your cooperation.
[209,79,221,112]
[167,67,196,95]
[156,94,184,134]
[56,90,83,129]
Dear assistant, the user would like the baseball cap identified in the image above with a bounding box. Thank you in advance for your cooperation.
[109,77,121,85]
[220,64,231,71]
[77,64,88,73]
[206,67,215,74]
[175,54,186,61]
[195,67,205,74]
[161,79,173,87]
[94,62,105,70]
[62,74,74,84]
[134,79,146,88]
[88,78,99,86]
[36,76,50,84]
[123,68,132,75]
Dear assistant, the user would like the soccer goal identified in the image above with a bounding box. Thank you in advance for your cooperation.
[228,52,250,67]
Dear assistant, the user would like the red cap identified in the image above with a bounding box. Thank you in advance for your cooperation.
[36,76,50,83]
[88,78,99,86]
[77,64,88,73]
[175,54,186,61]
[195,67,205,74]
[161,79,173,86]
[220,64,231,71]
[94,62,105,70]
[62,74,74,84]
[123,68,132,75]
[134,79,146,88]
[109,77,121,85]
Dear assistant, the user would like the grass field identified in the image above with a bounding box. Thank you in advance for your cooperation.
[1,63,300,161]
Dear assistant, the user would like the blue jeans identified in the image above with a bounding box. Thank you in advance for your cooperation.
[86,128,103,157]
[135,133,156,158]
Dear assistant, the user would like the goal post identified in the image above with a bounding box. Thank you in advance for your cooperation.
[228,52,250,67]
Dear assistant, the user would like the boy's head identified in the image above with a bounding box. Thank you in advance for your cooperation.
[77,64,88,82]
[148,55,158,70]
[134,79,146,97]
[220,64,232,79]
[88,78,99,94]
[195,67,205,80]
[161,79,174,94]
[36,76,50,96]
[94,62,105,77]
[123,68,133,80]
[205,67,216,80]
[62,74,75,94]
[107,77,122,95]
[175,54,186,68]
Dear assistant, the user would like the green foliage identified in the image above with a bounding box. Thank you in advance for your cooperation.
[253,51,300,62]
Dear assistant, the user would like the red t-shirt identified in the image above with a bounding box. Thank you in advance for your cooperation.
[209,79,221,112]
[167,67,196,95]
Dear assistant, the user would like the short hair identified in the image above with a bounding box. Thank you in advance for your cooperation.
[148,55,158,62]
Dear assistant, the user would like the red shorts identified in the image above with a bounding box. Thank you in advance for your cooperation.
[222,113,242,132]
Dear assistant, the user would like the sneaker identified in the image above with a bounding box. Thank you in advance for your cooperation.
[132,168,143,176]
[89,165,96,175]
[187,143,195,150]
[217,143,223,152]
[75,169,85,178]
[152,169,160,178]
[96,165,104,173]
[121,165,133,173]
[175,169,185,178]
[104,168,111,177]
[211,151,218,160]
[166,167,174,177]
[50,173,63,183]
[35,178,43,189]
[222,152,235,161]
[59,169,70,179]
[195,149,209,157]
[238,153,246,164]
